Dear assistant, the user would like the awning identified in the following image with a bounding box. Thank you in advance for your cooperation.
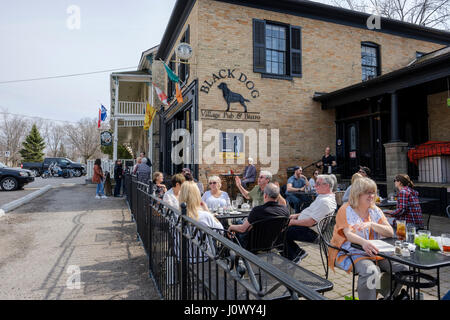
[408,141,450,165]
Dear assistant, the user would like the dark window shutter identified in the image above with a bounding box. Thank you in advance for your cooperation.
[290,26,302,77]
[253,19,266,73]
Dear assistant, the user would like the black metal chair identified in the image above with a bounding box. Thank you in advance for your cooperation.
[247,216,333,298]
[317,214,358,299]
[244,216,290,256]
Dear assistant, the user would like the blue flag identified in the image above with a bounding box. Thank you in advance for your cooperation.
[100,105,107,121]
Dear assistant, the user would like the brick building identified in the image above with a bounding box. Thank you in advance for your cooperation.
[147,0,450,199]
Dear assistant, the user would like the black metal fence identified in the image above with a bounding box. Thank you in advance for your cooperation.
[124,174,326,300]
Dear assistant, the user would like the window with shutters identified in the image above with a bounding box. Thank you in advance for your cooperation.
[361,42,380,81]
[253,19,302,79]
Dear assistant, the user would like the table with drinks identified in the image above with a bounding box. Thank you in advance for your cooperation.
[352,223,450,299]
[208,194,256,227]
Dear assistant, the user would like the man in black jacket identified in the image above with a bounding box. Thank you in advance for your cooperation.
[113,160,124,197]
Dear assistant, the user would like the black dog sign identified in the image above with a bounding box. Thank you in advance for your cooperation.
[218,82,250,113]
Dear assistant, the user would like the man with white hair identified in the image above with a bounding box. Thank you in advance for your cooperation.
[241,157,256,188]
[236,170,286,206]
[286,174,337,263]
[228,183,289,248]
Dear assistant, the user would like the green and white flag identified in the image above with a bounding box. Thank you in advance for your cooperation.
[163,61,179,83]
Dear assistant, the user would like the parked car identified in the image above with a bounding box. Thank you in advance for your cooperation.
[21,157,86,177]
[0,162,35,191]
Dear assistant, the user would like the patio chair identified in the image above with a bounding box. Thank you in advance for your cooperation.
[446,205,450,219]
[317,214,358,299]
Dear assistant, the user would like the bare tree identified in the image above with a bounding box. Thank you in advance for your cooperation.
[0,108,30,166]
[43,123,67,157]
[323,0,450,29]
[65,118,101,163]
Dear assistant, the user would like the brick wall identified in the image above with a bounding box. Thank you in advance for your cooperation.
[428,91,450,141]
[158,0,444,186]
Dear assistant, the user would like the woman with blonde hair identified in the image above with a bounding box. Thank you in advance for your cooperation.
[342,172,364,203]
[201,176,231,210]
[328,177,407,300]
[179,181,223,230]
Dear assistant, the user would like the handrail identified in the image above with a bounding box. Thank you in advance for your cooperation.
[125,174,327,300]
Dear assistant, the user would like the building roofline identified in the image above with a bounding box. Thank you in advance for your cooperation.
[313,50,450,109]
[156,0,450,61]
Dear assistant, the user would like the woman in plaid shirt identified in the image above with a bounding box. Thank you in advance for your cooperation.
[390,174,424,228]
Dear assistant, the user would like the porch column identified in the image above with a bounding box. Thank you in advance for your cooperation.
[390,91,399,142]
[383,91,408,195]
[113,78,119,161]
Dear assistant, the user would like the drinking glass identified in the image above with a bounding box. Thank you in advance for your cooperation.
[396,220,406,241]
[231,200,238,211]
[406,225,416,244]
[442,233,450,253]
[418,230,431,252]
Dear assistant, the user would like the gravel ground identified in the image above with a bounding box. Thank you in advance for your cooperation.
[0,184,159,300]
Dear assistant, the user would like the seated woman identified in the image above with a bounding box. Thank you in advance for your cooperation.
[163,174,186,209]
[342,172,364,203]
[386,174,424,229]
[152,171,167,199]
[328,177,407,300]
[179,181,224,231]
[308,170,319,191]
[201,176,231,210]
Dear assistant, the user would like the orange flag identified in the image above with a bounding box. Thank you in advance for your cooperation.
[176,83,183,104]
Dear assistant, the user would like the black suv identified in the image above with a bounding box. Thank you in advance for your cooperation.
[0,162,35,191]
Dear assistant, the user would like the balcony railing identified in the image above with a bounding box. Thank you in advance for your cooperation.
[116,101,146,116]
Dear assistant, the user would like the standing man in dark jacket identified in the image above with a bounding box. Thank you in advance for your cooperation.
[114,160,124,197]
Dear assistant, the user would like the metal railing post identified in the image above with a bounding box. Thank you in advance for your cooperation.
[180,202,188,300]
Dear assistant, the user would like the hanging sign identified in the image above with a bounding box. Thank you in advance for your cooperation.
[100,131,113,146]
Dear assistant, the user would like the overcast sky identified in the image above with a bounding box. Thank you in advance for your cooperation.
[0,0,176,124]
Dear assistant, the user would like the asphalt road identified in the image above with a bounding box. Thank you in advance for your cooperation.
[0,184,159,300]
[0,176,87,208]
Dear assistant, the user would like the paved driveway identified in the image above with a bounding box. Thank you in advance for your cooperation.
[0,184,159,300]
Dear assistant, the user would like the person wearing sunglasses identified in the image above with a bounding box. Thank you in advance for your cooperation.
[201,176,231,209]
[235,171,286,206]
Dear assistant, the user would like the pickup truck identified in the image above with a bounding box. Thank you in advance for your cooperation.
[21,157,86,177]
[0,162,34,191]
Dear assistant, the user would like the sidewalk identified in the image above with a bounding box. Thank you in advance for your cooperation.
[0,184,159,300]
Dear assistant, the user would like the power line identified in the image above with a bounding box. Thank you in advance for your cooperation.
[0,66,138,84]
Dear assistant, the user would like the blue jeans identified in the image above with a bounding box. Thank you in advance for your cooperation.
[286,226,318,260]
[96,182,105,196]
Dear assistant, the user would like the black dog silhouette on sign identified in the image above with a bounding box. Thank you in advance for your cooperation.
[218,82,250,112]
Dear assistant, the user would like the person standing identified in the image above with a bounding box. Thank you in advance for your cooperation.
[140,152,152,168]
[92,159,107,199]
[113,159,124,197]
[317,146,337,174]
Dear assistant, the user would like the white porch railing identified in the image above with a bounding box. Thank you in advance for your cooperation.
[117,101,146,116]
[86,159,136,179]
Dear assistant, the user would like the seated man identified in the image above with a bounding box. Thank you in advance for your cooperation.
[241,157,257,188]
[286,174,337,263]
[228,183,289,249]
[285,166,310,212]
[235,170,286,206]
